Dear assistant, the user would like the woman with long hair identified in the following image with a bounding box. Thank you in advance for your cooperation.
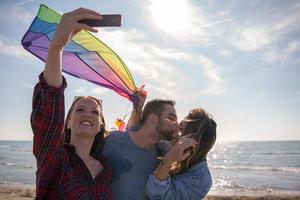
[146,108,217,199]
[31,8,112,199]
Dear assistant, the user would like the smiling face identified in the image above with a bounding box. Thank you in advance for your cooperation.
[66,97,103,138]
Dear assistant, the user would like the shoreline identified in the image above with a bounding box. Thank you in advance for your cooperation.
[0,183,299,200]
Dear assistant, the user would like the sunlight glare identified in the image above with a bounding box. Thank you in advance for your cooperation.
[149,0,194,34]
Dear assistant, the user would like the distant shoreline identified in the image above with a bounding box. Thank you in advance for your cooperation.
[0,183,299,200]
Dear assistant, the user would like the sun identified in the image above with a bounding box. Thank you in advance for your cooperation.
[149,0,194,35]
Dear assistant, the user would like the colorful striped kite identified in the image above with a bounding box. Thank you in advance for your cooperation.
[21,4,137,102]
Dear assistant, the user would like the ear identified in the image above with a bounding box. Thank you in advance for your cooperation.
[148,113,158,125]
[66,118,71,129]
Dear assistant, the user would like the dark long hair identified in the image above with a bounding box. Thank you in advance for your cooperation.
[63,97,108,155]
[171,108,217,175]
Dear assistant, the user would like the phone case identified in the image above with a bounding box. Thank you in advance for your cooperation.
[79,14,122,27]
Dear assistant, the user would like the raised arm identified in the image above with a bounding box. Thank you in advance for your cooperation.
[126,87,147,130]
[44,8,102,87]
[31,8,103,167]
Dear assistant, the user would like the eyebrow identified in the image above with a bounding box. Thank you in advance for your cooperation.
[76,105,100,109]
[169,113,177,118]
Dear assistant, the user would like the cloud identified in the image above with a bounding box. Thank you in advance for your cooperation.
[90,88,109,96]
[73,87,87,95]
[263,40,300,64]
[0,3,35,24]
[15,0,35,7]
[231,26,274,51]
[286,40,300,56]
[94,29,207,100]
[0,38,33,61]
[73,87,109,97]
[218,49,232,58]
[197,56,227,95]
[23,82,34,89]
[222,1,300,64]
[95,27,229,99]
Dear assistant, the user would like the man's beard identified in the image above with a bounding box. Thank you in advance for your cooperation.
[155,121,174,141]
[159,131,174,141]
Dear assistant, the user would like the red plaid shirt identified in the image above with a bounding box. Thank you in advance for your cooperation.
[31,73,112,199]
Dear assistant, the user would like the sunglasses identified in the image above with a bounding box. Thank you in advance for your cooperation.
[73,96,103,109]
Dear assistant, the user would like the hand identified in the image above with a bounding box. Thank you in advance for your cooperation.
[133,85,147,112]
[50,8,103,51]
[163,137,197,168]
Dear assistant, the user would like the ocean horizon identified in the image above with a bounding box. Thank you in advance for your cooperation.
[0,140,299,194]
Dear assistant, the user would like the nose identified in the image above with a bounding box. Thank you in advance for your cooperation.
[81,110,93,118]
[172,121,179,133]
[179,121,184,130]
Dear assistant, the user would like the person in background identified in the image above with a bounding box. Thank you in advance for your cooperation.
[31,8,113,199]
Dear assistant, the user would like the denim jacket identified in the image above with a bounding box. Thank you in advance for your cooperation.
[146,161,212,200]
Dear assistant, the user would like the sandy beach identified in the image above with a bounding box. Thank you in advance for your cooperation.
[0,184,299,200]
[0,184,35,200]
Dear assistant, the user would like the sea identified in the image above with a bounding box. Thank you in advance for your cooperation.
[0,140,299,194]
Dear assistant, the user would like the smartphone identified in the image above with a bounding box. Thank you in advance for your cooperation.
[79,14,122,27]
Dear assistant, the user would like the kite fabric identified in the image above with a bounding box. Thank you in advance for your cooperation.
[21,4,137,102]
[114,118,126,131]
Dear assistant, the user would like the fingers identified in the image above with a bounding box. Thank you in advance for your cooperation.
[164,136,198,163]
[70,7,102,18]
[170,138,197,159]
[180,134,193,139]
[134,86,147,111]
[178,137,197,148]
[62,8,103,32]
[73,23,98,33]
[180,142,197,153]
[74,12,103,21]
[178,138,197,153]
[136,85,147,97]
[182,151,192,160]
[180,133,193,140]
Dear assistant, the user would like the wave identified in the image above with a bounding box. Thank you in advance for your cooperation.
[254,152,300,156]
[210,152,300,157]
[5,162,16,166]
[212,165,300,173]
[0,161,34,169]
[0,145,11,149]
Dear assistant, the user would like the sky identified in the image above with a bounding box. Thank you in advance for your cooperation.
[0,0,299,142]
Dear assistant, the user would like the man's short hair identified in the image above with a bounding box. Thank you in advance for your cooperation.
[141,99,175,125]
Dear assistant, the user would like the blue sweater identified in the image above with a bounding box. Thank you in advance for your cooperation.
[103,131,212,200]
[103,131,159,200]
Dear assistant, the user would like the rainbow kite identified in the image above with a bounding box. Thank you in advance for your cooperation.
[21,4,137,102]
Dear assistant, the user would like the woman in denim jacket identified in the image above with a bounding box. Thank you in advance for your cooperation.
[146,108,217,200]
